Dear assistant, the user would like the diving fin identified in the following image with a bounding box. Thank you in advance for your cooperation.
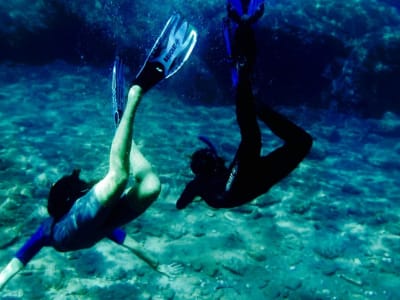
[111,56,126,127]
[135,13,198,92]
[228,0,244,16]
[228,0,264,17]
[247,0,265,16]
[223,17,239,88]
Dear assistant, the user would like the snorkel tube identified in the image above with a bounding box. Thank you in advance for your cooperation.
[198,135,218,155]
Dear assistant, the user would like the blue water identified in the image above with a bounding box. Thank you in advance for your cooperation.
[0,1,399,299]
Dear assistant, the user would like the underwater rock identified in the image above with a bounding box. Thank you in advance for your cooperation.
[88,283,142,300]
[382,236,400,252]
[246,247,267,262]
[321,262,339,276]
[153,290,175,300]
[222,257,247,275]
[233,205,255,215]
[166,223,188,239]
[283,234,304,251]
[256,196,281,208]
[338,273,363,287]
[311,203,345,223]
[191,222,208,237]
[386,222,400,236]
[203,263,219,277]
[289,199,312,215]
[262,279,288,299]
[0,228,19,249]
[341,183,363,195]
[366,212,393,226]
[314,259,339,276]
[285,277,302,291]
[191,261,203,272]
[0,158,12,171]
[374,112,400,137]
[307,146,328,161]
[313,233,345,259]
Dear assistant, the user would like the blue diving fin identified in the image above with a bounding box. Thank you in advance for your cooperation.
[247,0,265,16]
[223,17,239,88]
[227,0,264,16]
[228,0,244,15]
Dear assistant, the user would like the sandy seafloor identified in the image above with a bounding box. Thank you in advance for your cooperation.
[0,61,399,300]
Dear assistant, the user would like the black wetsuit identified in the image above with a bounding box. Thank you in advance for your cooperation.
[176,70,312,209]
[176,0,312,209]
[227,0,264,71]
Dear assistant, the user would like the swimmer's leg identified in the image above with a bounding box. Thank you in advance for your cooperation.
[124,142,161,215]
[235,67,261,155]
[94,86,143,207]
[255,104,313,188]
[225,67,261,192]
[229,66,261,170]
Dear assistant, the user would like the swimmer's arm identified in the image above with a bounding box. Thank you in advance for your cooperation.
[121,236,159,269]
[121,236,182,277]
[176,180,198,209]
[0,224,48,290]
[0,258,24,290]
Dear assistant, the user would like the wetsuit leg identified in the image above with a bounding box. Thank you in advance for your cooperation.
[255,103,313,189]
[233,24,257,72]
[234,70,261,161]
[225,67,261,197]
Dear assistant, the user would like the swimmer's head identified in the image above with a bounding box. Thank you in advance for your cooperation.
[47,169,92,221]
[190,148,225,175]
[190,136,225,175]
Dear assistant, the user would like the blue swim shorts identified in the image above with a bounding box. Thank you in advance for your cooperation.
[51,188,110,251]
[51,188,141,251]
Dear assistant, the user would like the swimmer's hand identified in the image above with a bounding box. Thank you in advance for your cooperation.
[156,263,183,277]
[120,236,183,276]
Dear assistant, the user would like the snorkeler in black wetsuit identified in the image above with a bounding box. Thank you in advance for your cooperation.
[176,0,313,209]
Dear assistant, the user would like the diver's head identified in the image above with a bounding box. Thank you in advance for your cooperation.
[190,148,221,175]
[190,136,225,175]
[47,169,92,221]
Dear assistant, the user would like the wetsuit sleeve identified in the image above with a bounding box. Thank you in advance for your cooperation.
[176,180,199,209]
[15,224,49,266]
[107,228,127,245]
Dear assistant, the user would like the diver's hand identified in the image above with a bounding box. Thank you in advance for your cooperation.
[156,263,183,277]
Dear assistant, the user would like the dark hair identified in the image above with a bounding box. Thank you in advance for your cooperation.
[190,148,225,175]
[47,169,93,221]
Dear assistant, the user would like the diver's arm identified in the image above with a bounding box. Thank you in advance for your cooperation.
[0,258,24,290]
[176,180,199,209]
[121,236,182,277]
[0,227,47,290]
[0,224,48,290]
